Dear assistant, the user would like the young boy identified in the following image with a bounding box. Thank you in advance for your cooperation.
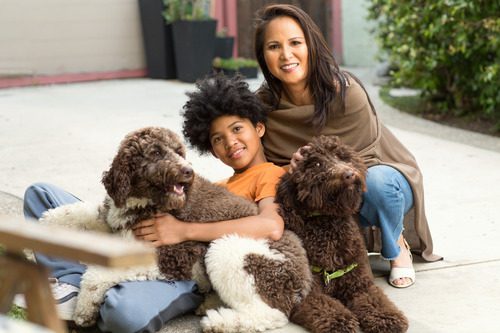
[132,74,286,245]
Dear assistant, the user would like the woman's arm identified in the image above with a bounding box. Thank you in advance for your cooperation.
[132,197,284,247]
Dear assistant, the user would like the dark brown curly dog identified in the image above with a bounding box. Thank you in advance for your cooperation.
[276,135,408,333]
[100,126,312,332]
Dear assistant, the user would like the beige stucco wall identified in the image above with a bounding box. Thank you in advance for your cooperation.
[0,0,145,76]
[341,0,379,67]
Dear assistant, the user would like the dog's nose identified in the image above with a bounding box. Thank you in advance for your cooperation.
[181,166,193,177]
[343,170,354,183]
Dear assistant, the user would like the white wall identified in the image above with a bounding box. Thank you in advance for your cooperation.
[341,0,379,67]
[0,0,145,76]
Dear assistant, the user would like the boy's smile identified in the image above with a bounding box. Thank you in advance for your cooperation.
[209,115,267,173]
[228,147,245,159]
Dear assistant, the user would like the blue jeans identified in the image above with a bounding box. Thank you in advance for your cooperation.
[23,183,203,333]
[359,165,414,260]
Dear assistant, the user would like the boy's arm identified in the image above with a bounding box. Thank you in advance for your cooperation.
[132,197,284,247]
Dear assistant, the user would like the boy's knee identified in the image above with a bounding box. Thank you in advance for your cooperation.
[24,182,50,219]
[98,281,202,333]
[99,294,151,333]
[24,182,50,199]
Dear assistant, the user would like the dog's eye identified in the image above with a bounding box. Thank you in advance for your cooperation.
[153,150,162,158]
[315,162,321,167]
[176,149,184,157]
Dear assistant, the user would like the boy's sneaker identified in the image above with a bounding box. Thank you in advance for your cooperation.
[13,278,79,321]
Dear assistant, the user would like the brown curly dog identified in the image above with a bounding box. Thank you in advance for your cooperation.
[101,126,312,333]
[276,135,408,333]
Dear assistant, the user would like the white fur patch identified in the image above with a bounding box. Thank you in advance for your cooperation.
[40,201,109,233]
[202,234,288,332]
[104,198,135,237]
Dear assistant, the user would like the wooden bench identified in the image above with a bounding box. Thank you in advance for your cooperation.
[0,215,156,333]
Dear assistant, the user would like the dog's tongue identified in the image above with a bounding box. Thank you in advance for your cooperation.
[173,184,184,195]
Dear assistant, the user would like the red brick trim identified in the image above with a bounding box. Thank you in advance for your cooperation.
[0,69,147,89]
[330,0,343,65]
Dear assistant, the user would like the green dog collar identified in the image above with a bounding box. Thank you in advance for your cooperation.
[308,211,323,217]
[311,263,358,285]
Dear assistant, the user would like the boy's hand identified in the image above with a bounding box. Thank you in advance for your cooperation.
[289,145,310,173]
[132,214,186,247]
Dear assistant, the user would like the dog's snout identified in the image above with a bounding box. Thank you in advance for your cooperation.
[343,170,354,183]
[181,166,193,178]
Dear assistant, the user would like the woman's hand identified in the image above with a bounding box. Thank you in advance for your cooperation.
[289,145,310,173]
[132,213,187,247]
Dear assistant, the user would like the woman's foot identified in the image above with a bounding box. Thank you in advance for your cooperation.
[389,236,415,288]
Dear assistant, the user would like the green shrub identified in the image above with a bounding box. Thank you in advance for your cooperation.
[8,305,26,320]
[212,57,259,70]
[368,0,499,123]
[163,0,211,23]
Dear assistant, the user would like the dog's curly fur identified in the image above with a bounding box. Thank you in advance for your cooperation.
[276,135,409,333]
[99,126,312,332]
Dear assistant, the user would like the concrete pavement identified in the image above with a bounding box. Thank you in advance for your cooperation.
[1,67,499,332]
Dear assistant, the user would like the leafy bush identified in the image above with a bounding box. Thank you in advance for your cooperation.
[212,57,258,70]
[368,0,499,124]
[163,0,211,23]
[8,305,26,320]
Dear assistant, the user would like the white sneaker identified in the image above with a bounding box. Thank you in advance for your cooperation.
[13,278,79,321]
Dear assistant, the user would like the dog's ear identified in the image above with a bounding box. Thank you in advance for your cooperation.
[313,135,341,153]
[102,152,132,208]
[275,173,297,209]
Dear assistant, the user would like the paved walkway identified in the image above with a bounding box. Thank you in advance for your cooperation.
[1,68,499,332]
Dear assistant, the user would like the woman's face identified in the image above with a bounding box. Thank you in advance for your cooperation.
[263,16,309,90]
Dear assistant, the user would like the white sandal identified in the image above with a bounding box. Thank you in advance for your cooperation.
[388,238,415,288]
[389,267,415,288]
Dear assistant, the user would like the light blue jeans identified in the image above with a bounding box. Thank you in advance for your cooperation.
[23,183,203,333]
[359,165,414,260]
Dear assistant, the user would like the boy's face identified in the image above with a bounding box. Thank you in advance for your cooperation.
[209,115,267,173]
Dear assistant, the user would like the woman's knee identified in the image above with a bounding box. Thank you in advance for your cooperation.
[365,166,405,204]
[363,165,414,220]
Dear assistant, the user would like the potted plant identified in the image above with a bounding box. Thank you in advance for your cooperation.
[212,57,259,79]
[164,0,217,83]
[214,27,234,59]
[138,0,176,79]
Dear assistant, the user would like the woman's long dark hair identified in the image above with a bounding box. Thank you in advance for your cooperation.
[254,4,348,129]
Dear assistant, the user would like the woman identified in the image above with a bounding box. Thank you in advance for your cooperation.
[254,4,441,288]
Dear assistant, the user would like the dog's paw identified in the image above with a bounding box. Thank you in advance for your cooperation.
[201,308,240,333]
[359,309,409,333]
[201,307,288,333]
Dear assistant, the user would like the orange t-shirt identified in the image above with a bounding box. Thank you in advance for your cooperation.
[221,162,286,203]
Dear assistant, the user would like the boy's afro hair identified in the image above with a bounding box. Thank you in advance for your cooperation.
[182,73,268,154]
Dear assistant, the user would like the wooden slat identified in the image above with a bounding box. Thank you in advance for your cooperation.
[0,215,156,268]
[0,255,66,333]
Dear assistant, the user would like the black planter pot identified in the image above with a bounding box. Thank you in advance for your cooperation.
[238,67,258,79]
[172,20,217,83]
[138,0,176,79]
[213,67,237,77]
[214,36,234,59]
